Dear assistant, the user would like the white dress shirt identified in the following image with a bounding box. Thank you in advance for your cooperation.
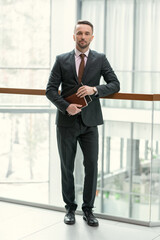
[74,48,89,76]
[74,48,98,95]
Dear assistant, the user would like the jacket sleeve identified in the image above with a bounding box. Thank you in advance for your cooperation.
[96,54,120,97]
[46,56,70,114]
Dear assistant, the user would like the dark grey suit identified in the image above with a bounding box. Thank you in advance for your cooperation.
[46,49,120,211]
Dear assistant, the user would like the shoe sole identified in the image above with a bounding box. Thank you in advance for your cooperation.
[64,220,75,225]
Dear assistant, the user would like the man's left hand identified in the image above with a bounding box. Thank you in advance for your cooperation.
[76,85,94,98]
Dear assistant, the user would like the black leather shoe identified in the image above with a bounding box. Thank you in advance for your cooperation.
[64,210,75,225]
[83,209,99,227]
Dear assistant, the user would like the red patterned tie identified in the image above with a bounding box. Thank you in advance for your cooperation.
[78,54,85,83]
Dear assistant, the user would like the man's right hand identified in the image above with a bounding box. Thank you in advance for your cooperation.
[66,104,82,116]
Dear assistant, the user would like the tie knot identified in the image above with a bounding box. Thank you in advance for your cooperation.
[80,54,85,59]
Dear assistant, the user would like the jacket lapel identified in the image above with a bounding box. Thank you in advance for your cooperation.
[82,50,94,83]
[69,49,94,84]
[70,50,79,83]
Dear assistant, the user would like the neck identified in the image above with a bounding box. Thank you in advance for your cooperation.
[76,46,89,53]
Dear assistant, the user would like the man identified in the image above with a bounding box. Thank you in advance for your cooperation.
[46,20,120,227]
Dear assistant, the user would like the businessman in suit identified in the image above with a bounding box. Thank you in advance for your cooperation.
[46,20,120,226]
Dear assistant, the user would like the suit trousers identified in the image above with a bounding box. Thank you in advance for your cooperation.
[56,114,98,212]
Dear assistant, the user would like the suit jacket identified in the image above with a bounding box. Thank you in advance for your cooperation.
[46,49,120,127]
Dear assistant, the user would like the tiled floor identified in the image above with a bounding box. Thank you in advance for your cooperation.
[1,202,160,240]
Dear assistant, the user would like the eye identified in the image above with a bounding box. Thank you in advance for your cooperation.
[77,31,82,35]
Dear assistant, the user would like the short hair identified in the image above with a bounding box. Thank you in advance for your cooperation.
[74,20,94,33]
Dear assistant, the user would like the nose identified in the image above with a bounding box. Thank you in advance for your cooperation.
[81,33,85,39]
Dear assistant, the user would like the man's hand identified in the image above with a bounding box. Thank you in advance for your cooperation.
[76,85,94,98]
[66,104,82,116]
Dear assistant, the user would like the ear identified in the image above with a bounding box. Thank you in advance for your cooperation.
[73,34,76,41]
[91,35,94,41]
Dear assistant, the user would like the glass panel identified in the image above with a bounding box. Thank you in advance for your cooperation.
[81,0,104,53]
[0,0,50,68]
[106,0,134,71]
[0,111,50,204]
[0,93,49,107]
[0,95,159,224]
[134,72,160,94]
[151,101,160,222]
[0,68,50,106]
[96,192,130,218]
[0,69,50,89]
[95,100,153,221]
[104,72,133,109]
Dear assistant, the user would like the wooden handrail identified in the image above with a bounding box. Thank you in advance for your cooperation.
[0,88,45,96]
[0,87,160,101]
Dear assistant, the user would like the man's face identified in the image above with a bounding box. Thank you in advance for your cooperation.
[73,24,94,51]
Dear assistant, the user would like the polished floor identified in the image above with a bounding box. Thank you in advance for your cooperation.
[1,202,160,240]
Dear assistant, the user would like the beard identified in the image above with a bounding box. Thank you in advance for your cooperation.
[77,41,90,49]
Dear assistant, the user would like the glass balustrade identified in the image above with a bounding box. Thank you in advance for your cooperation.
[151,100,160,223]
[0,91,160,226]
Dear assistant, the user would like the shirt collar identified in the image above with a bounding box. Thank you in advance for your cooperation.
[75,48,90,57]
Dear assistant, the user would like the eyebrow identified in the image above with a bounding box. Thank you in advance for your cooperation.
[76,31,91,34]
